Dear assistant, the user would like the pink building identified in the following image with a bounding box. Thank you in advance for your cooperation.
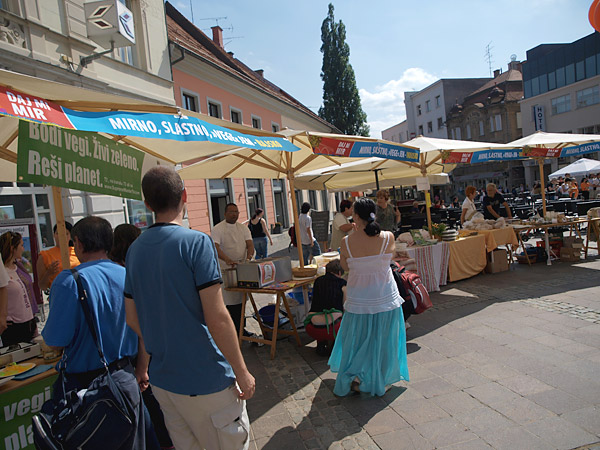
[166,3,336,234]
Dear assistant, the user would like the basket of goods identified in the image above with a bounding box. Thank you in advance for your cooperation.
[292,267,317,278]
[441,229,458,242]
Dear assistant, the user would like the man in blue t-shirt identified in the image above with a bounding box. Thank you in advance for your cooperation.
[43,216,146,450]
[482,183,513,220]
[125,166,255,450]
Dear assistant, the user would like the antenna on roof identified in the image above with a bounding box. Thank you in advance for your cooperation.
[485,42,494,77]
[189,0,194,24]
[196,16,228,27]
[224,36,244,45]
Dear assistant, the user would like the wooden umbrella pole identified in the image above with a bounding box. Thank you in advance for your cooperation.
[51,186,71,269]
[421,165,433,233]
[538,159,547,217]
[288,173,304,268]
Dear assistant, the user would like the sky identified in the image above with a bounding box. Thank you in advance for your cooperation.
[172,0,594,138]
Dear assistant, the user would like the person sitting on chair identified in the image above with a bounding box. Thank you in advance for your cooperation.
[304,260,346,357]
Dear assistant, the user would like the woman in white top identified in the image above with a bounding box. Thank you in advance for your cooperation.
[460,185,478,224]
[328,197,409,396]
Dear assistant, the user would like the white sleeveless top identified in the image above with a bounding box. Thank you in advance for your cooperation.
[343,231,404,315]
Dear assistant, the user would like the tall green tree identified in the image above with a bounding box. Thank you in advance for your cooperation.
[319,3,369,136]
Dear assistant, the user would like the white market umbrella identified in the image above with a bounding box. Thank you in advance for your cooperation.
[508,131,600,216]
[178,129,419,266]
[549,158,600,179]
[0,70,299,267]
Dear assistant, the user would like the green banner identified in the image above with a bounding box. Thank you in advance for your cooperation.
[17,121,146,200]
[0,374,57,450]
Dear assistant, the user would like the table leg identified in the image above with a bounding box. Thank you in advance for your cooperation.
[238,293,247,347]
[248,293,268,337]
[516,231,532,266]
[270,296,282,359]
[544,228,552,266]
[280,293,302,347]
[585,221,591,259]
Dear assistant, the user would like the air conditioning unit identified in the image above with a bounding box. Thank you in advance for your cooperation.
[84,0,135,49]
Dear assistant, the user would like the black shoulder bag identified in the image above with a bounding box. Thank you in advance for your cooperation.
[32,268,138,450]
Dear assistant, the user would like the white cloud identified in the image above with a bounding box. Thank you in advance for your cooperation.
[360,68,437,138]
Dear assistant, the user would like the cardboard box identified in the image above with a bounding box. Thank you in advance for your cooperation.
[560,247,581,262]
[563,237,584,249]
[485,248,509,273]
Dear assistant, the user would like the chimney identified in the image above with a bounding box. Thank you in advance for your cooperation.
[211,26,223,49]
[254,69,264,77]
[508,60,522,72]
[493,69,501,78]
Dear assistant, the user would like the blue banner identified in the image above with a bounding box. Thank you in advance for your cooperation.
[560,142,600,157]
[64,110,299,152]
[311,136,419,162]
[470,149,524,163]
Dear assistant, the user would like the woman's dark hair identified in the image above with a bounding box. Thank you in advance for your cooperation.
[0,231,21,263]
[53,221,74,247]
[339,200,352,213]
[325,259,344,275]
[110,224,141,265]
[251,208,264,221]
[353,197,380,237]
[301,202,311,214]
[71,216,113,254]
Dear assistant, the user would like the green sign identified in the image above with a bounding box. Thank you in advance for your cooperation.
[0,374,57,450]
[17,121,146,200]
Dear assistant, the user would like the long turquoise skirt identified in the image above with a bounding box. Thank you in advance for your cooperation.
[328,307,409,396]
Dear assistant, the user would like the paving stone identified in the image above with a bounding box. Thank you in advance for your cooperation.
[479,425,552,450]
[372,427,434,450]
[430,390,484,416]
[527,388,590,415]
[471,362,521,381]
[251,412,295,439]
[489,396,556,424]
[454,407,516,437]
[561,406,600,436]
[525,416,599,450]
[355,408,409,436]
[406,363,439,381]
[464,382,521,406]
[410,376,458,398]
[496,374,554,396]
[442,368,490,390]
[421,358,465,375]
[391,397,450,425]
[414,416,478,448]
[438,437,493,449]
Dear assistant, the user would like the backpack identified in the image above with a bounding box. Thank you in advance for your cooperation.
[288,225,297,249]
[390,262,433,316]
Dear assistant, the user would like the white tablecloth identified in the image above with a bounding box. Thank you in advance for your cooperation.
[405,242,449,292]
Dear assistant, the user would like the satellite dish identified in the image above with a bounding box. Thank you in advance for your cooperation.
[510,54,517,62]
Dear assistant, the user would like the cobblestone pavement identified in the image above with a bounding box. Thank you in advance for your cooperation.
[242,250,600,449]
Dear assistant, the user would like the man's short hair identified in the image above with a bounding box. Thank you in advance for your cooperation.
[72,216,113,254]
[142,166,184,214]
[301,202,311,214]
[486,183,496,190]
[325,259,343,275]
[339,200,352,213]
[225,203,238,212]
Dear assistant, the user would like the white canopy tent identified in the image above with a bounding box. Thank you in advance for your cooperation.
[549,158,600,179]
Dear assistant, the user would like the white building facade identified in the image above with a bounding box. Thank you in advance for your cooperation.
[403,78,490,140]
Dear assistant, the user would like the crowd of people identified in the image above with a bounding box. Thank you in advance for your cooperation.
[13,166,599,447]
